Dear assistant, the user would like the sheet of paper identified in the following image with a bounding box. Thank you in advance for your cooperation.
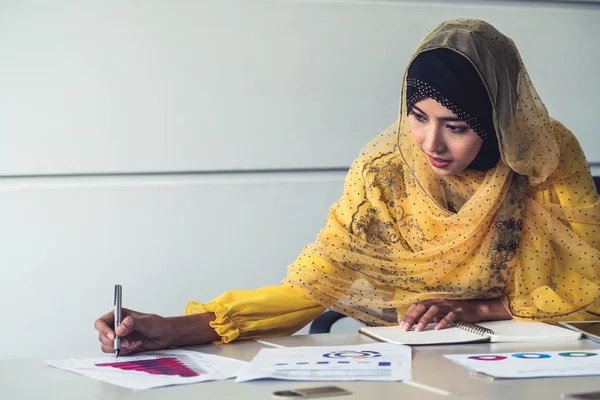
[236,342,411,382]
[45,349,246,390]
[445,349,600,379]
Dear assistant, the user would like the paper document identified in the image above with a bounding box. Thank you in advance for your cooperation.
[236,342,411,382]
[445,349,600,379]
[45,349,246,390]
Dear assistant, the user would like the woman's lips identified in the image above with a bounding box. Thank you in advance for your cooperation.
[427,154,452,168]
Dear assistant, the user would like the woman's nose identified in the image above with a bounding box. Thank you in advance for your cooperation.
[422,126,446,154]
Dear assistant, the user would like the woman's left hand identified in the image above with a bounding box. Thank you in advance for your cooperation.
[398,298,510,332]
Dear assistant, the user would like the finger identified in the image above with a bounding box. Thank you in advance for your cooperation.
[415,305,439,331]
[401,303,428,331]
[101,338,142,355]
[120,338,140,350]
[98,332,114,348]
[119,340,143,354]
[129,340,142,351]
[99,331,133,349]
[435,311,458,330]
[122,343,144,355]
[94,310,116,341]
[102,345,133,356]
[398,304,417,326]
[115,315,136,337]
[101,344,117,354]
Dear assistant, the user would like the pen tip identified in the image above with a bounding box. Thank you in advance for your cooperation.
[115,350,120,358]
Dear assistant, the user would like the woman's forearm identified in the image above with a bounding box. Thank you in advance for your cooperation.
[165,312,220,347]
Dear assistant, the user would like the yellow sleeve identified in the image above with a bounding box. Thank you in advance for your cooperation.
[185,285,326,344]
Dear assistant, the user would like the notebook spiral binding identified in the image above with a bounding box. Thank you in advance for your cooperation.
[451,321,495,336]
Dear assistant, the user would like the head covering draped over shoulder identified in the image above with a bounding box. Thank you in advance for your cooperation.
[405,48,500,171]
[283,19,600,325]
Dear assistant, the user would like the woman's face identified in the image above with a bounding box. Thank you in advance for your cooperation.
[408,98,483,176]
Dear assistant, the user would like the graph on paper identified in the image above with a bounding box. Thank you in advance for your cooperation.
[44,349,246,390]
[272,350,391,378]
[95,356,203,377]
[236,343,412,382]
[445,350,600,378]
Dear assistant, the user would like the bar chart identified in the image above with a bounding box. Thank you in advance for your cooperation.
[96,357,201,377]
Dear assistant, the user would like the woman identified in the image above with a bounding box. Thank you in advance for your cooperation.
[95,18,600,355]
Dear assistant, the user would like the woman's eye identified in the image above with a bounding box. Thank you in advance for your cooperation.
[447,125,468,133]
[411,112,426,122]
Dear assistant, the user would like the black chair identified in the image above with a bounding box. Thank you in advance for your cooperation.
[309,176,600,334]
[309,309,348,334]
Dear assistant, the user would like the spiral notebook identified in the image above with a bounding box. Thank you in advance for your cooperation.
[359,320,582,345]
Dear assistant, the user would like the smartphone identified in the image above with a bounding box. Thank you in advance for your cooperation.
[562,392,600,400]
[272,386,352,399]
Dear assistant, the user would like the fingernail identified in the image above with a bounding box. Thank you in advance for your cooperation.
[435,323,442,330]
[107,333,114,340]
[402,323,409,331]
[135,340,142,347]
[122,340,129,348]
[416,323,424,332]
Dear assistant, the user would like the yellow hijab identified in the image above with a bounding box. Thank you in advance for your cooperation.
[283,19,600,326]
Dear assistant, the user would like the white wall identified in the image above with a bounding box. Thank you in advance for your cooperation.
[0,172,347,359]
[1,0,599,360]
[2,0,600,175]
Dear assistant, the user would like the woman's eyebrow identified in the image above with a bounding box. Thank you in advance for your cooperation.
[438,116,464,122]
[412,105,464,122]
[412,105,427,115]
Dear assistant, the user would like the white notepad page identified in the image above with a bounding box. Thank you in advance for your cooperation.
[360,320,581,345]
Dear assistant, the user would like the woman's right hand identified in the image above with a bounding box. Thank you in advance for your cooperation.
[94,309,219,355]
[94,308,173,356]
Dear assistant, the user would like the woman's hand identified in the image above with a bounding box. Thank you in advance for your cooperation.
[398,298,511,332]
[94,308,219,356]
[95,308,173,355]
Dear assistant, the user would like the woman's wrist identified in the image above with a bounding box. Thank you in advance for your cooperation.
[165,312,219,348]
[479,298,512,321]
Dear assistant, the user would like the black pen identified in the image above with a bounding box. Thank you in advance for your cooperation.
[114,284,122,357]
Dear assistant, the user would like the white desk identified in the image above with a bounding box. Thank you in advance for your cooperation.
[2,333,600,400]
[260,334,600,399]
